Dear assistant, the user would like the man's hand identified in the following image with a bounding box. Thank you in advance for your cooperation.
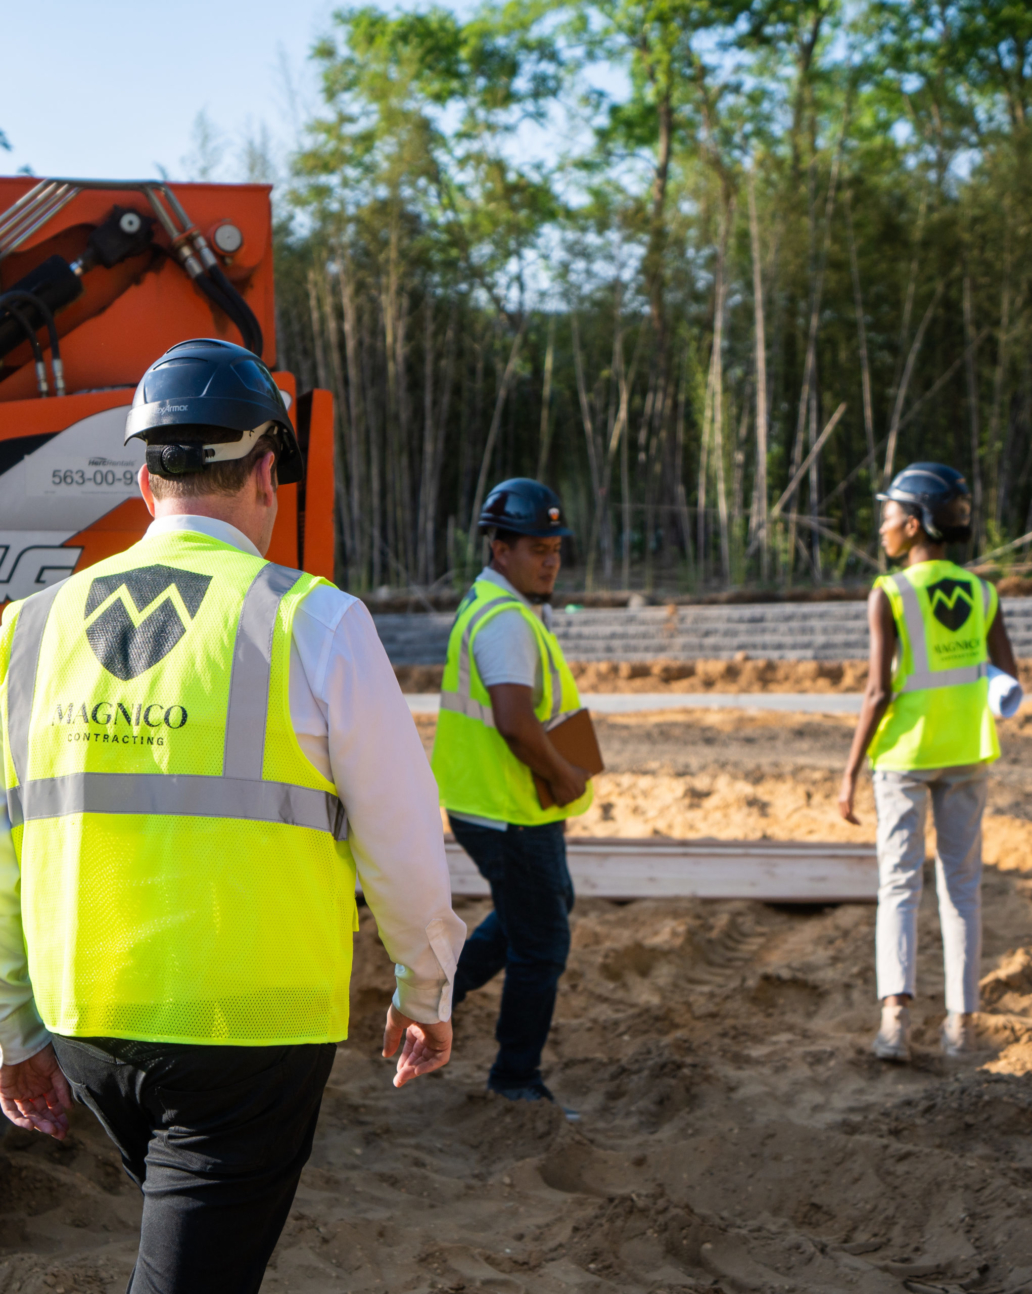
[549,762,588,807]
[488,684,591,806]
[382,1005,453,1088]
[838,770,861,825]
[0,1044,73,1140]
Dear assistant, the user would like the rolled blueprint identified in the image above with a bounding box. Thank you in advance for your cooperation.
[987,663,1024,719]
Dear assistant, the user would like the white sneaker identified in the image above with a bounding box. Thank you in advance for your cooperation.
[941,1012,977,1056]
[872,1004,912,1061]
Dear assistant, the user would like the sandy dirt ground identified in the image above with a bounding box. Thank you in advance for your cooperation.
[3,711,1032,1292]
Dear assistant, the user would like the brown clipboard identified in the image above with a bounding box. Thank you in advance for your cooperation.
[533,707,605,809]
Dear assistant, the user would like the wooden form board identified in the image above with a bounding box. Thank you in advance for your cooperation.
[444,837,878,904]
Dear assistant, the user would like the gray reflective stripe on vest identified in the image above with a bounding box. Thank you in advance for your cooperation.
[445,593,519,717]
[6,580,68,791]
[446,591,563,724]
[439,691,496,727]
[888,573,989,694]
[6,565,347,842]
[7,773,342,835]
[540,633,562,723]
[223,563,299,780]
[454,594,520,699]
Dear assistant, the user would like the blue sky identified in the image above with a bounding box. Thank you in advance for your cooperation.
[1,0,339,181]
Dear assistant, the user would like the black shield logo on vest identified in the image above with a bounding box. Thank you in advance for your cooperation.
[927,577,974,632]
[84,566,213,680]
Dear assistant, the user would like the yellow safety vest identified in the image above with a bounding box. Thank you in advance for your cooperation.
[0,530,357,1046]
[431,579,593,825]
[868,559,999,771]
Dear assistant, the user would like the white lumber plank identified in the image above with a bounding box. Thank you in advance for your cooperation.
[405,692,864,715]
[442,838,878,903]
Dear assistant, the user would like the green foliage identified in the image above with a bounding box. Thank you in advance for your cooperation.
[270,0,1032,592]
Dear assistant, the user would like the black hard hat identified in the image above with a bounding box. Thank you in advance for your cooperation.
[876,462,972,541]
[479,477,573,537]
[124,338,303,485]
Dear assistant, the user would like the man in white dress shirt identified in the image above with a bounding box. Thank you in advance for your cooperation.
[0,340,465,1294]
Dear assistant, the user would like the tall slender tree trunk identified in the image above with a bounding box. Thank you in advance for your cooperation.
[571,311,604,587]
[963,275,984,550]
[621,398,631,590]
[808,378,821,580]
[988,254,1012,529]
[428,305,457,582]
[748,172,769,580]
[731,388,751,577]
[416,293,435,584]
[673,347,694,576]
[381,279,399,579]
[365,302,383,589]
[466,323,526,565]
[844,193,879,568]
[338,245,367,588]
[710,202,733,585]
[788,141,842,580]
[697,350,714,579]
[317,271,353,585]
[536,315,556,479]
[393,289,414,581]
[307,268,330,389]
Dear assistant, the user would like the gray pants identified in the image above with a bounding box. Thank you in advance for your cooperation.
[873,763,989,1014]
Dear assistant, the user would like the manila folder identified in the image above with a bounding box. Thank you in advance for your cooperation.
[533,708,605,810]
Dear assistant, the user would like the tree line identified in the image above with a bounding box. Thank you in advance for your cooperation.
[268,0,1032,594]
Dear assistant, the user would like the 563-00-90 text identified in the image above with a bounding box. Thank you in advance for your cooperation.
[51,468,138,488]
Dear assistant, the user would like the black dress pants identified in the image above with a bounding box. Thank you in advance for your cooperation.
[51,1034,336,1294]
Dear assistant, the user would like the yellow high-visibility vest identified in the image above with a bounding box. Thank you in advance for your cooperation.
[869,559,999,771]
[431,579,593,824]
[0,530,357,1046]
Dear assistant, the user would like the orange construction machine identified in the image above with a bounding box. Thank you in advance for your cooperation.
[0,177,335,605]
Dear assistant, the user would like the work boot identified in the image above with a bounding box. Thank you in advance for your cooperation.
[872,1003,911,1061]
[490,1083,580,1122]
[941,1012,978,1057]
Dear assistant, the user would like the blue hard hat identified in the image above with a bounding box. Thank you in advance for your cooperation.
[479,477,573,538]
[125,338,302,485]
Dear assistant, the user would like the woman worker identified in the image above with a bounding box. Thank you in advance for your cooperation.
[839,463,1020,1061]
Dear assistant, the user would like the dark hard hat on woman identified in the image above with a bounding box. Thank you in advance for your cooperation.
[478,477,573,537]
[877,462,972,543]
[124,337,304,485]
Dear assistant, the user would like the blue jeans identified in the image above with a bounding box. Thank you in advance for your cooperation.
[449,816,574,1092]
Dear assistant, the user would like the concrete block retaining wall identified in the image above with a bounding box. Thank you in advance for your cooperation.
[373,598,1032,666]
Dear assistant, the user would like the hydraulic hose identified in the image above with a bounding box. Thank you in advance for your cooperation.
[0,288,64,394]
[143,185,264,356]
[188,269,262,356]
[0,294,49,395]
[205,262,263,357]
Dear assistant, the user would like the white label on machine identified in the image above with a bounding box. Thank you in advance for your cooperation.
[27,455,141,497]
[0,405,141,531]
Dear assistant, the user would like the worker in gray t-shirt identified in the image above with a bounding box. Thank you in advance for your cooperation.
[431,478,593,1108]
[449,566,550,827]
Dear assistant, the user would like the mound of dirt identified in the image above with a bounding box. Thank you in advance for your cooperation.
[4,710,1032,1290]
[396,657,1032,694]
[395,658,874,694]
